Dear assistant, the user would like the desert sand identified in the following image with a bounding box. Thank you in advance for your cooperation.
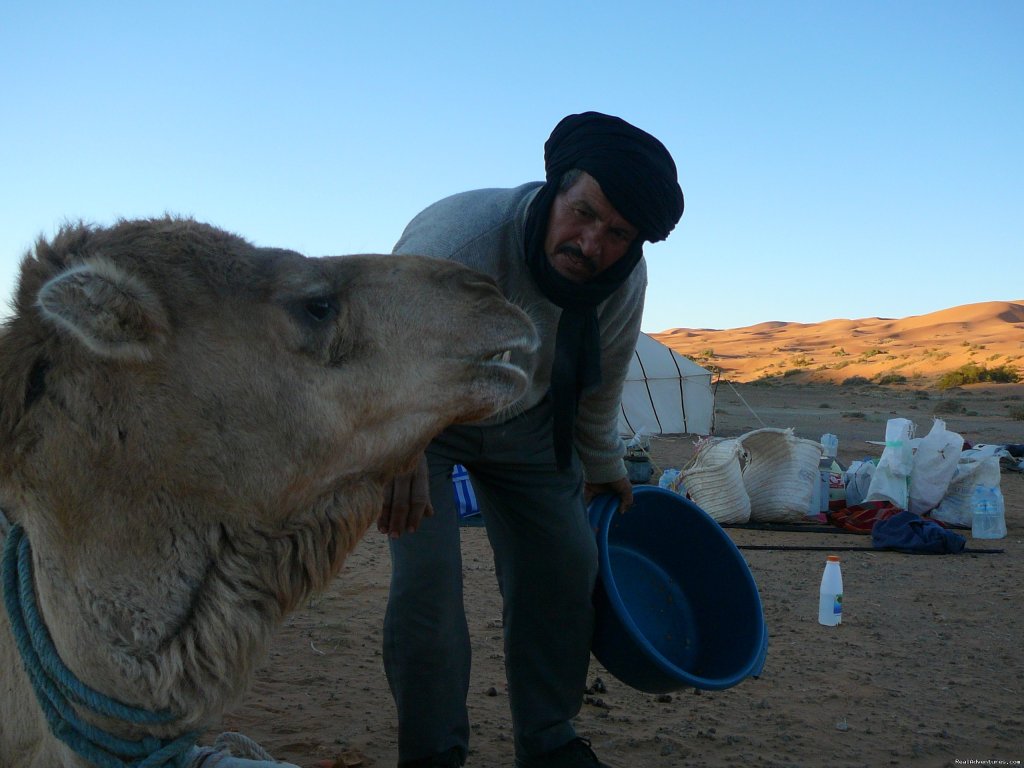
[210,304,1023,768]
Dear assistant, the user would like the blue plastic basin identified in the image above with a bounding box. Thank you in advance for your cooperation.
[588,485,768,693]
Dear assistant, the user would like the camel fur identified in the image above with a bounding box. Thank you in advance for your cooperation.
[0,217,537,768]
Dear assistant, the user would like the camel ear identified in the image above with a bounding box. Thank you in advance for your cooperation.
[36,259,169,360]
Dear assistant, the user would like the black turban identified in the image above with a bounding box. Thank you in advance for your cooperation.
[543,111,684,243]
[523,111,684,470]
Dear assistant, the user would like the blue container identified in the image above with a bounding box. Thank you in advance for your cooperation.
[588,486,768,693]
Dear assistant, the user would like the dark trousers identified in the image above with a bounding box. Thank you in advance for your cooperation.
[383,398,598,763]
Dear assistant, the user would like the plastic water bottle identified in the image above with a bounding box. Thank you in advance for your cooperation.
[818,555,843,626]
[971,484,1006,539]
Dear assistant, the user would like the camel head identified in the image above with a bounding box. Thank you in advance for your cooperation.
[0,217,537,531]
[0,217,537,765]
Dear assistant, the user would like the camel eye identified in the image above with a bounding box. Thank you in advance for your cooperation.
[304,297,337,322]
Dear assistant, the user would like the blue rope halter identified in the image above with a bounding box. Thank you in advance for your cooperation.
[2,523,201,768]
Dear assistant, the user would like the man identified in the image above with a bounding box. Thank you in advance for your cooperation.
[379,112,685,768]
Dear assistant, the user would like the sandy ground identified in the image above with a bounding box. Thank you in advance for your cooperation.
[213,382,1023,768]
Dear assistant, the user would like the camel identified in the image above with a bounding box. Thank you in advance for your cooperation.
[0,217,538,768]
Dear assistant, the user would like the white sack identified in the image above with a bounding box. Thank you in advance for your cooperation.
[931,455,1002,528]
[908,419,964,514]
[865,418,916,509]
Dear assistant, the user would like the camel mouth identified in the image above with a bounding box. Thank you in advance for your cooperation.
[479,349,526,379]
[473,338,533,394]
[458,326,537,410]
[477,354,524,387]
[479,331,536,372]
[478,326,537,363]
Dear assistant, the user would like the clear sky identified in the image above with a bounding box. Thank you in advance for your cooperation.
[2,1,1021,333]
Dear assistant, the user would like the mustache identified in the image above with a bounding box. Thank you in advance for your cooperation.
[555,244,598,275]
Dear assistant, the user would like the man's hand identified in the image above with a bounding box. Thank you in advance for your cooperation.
[584,475,634,513]
[378,452,433,538]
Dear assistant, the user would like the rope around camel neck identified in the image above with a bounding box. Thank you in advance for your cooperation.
[2,523,200,768]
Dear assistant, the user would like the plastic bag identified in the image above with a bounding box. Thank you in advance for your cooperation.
[658,468,685,494]
[452,464,480,518]
[864,418,915,509]
[625,429,651,458]
[843,460,876,507]
[908,419,963,514]
[931,455,1002,528]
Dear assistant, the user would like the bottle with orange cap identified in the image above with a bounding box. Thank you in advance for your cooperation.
[818,555,843,626]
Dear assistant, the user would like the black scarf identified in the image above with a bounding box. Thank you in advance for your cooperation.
[524,112,685,469]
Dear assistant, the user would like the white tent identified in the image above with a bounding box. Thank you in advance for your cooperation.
[618,333,715,437]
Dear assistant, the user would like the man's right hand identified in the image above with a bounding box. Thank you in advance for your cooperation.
[378,452,433,538]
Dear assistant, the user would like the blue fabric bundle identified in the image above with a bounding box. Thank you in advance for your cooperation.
[871,511,966,554]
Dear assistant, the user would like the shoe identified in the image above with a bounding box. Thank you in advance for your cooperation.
[516,738,615,768]
[399,746,465,767]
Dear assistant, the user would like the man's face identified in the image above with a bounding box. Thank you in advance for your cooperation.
[543,172,640,283]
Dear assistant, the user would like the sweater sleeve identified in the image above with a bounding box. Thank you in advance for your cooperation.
[574,259,647,483]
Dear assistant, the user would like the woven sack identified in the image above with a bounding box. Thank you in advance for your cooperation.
[739,428,823,523]
[679,437,751,524]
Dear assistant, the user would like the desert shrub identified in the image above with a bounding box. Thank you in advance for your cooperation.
[1010,407,1024,421]
[783,368,803,377]
[914,389,930,399]
[877,373,907,385]
[790,355,812,367]
[937,363,1021,389]
[841,376,871,387]
[987,365,1020,382]
[833,347,848,357]
[842,411,866,419]
[861,348,883,358]
[933,399,966,415]
[832,360,851,369]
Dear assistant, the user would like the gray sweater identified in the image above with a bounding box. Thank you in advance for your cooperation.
[393,182,646,484]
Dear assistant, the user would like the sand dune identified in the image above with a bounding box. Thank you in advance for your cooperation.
[652,299,1024,384]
